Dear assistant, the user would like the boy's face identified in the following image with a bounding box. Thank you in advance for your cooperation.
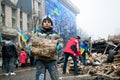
[85,41,89,45]
[78,39,80,42]
[43,20,52,29]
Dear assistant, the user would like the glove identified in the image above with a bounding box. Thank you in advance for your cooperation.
[73,53,79,58]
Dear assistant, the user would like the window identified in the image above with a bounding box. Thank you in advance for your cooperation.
[0,4,5,26]
[20,11,22,19]
[38,2,41,9]
[12,8,16,28]
[20,21,23,30]
[20,11,23,30]
[27,15,31,32]
[27,22,30,32]
[38,2,41,17]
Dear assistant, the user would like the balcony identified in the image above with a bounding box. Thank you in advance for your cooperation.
[0,26,17,36]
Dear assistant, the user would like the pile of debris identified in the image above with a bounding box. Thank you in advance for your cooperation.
[58,35,120,79]
[58,53,120,80]
[92,39,120,54]
[108,34,120,41]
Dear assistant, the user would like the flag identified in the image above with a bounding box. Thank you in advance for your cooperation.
[32,24,36,36]
[0,33,2,42]
[52,8,59,15]
[21,33,29,43]
[52,0,61,16]
[16,26,29,43]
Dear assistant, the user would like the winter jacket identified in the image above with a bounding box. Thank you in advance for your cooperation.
[1,40,18,58]
[80,42,90,56]
[64,37,81,58]
[19,51,27,64]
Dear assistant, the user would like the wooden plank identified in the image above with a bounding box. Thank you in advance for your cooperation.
[114,54,120,58]
[96,73,120,80]
[60,74,97,80]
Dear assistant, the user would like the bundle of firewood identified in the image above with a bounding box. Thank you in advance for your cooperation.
[30,33,59,58]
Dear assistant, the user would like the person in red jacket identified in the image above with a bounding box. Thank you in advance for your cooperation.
[63,36,81,75]
[19,48,27,67]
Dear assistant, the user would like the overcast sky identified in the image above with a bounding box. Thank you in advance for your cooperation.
[70,0,120,40]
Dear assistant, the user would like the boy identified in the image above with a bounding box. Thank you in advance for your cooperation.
[29,16,62,80]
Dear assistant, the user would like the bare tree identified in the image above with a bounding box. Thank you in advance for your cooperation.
[76,26,89,40]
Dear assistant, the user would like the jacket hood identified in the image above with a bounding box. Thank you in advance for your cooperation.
[42,16,53,26]
[5,40,14,46]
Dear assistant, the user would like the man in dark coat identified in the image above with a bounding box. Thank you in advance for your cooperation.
[1,38,18,76]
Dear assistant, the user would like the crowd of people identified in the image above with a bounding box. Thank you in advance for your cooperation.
[0,16,91,80]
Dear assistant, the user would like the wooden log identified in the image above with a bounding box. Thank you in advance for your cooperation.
[96,73,120,80]
[60,74,97,80]
[114,55,120,58]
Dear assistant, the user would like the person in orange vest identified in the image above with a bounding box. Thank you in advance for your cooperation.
[63,36,81,75]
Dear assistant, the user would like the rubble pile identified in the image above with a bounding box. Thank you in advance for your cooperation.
[92,39,120,54]
[108,34,120,41]
[92,39,107,53]
[58,37,120,79]
[90,63,120,76]
[58,53,120,79]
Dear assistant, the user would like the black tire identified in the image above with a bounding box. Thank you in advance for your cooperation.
[107,50,116,63]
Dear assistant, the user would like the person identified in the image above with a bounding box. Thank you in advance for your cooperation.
[1,38,18,76]
[56,42,64,63]
[62,36,81,75]
[19,48,27,67]
[27,45,35,66]
[29,16,62,80]
[1,41,6,70]
[79,40,90,66]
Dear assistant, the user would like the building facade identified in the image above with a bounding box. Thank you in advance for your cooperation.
[0,0,79,58]
[0,0,43,58]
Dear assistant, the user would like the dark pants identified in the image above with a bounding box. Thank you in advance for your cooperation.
[79,55,87,66]
[63,52,79,75]
[29,56,35,66]
[21,63,26,67]
[2,58,6,70]
[4,57,15,73]
[35,60,59,80]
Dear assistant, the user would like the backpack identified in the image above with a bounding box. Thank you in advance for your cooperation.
[3,44,14,58]
[56,43,62,51]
